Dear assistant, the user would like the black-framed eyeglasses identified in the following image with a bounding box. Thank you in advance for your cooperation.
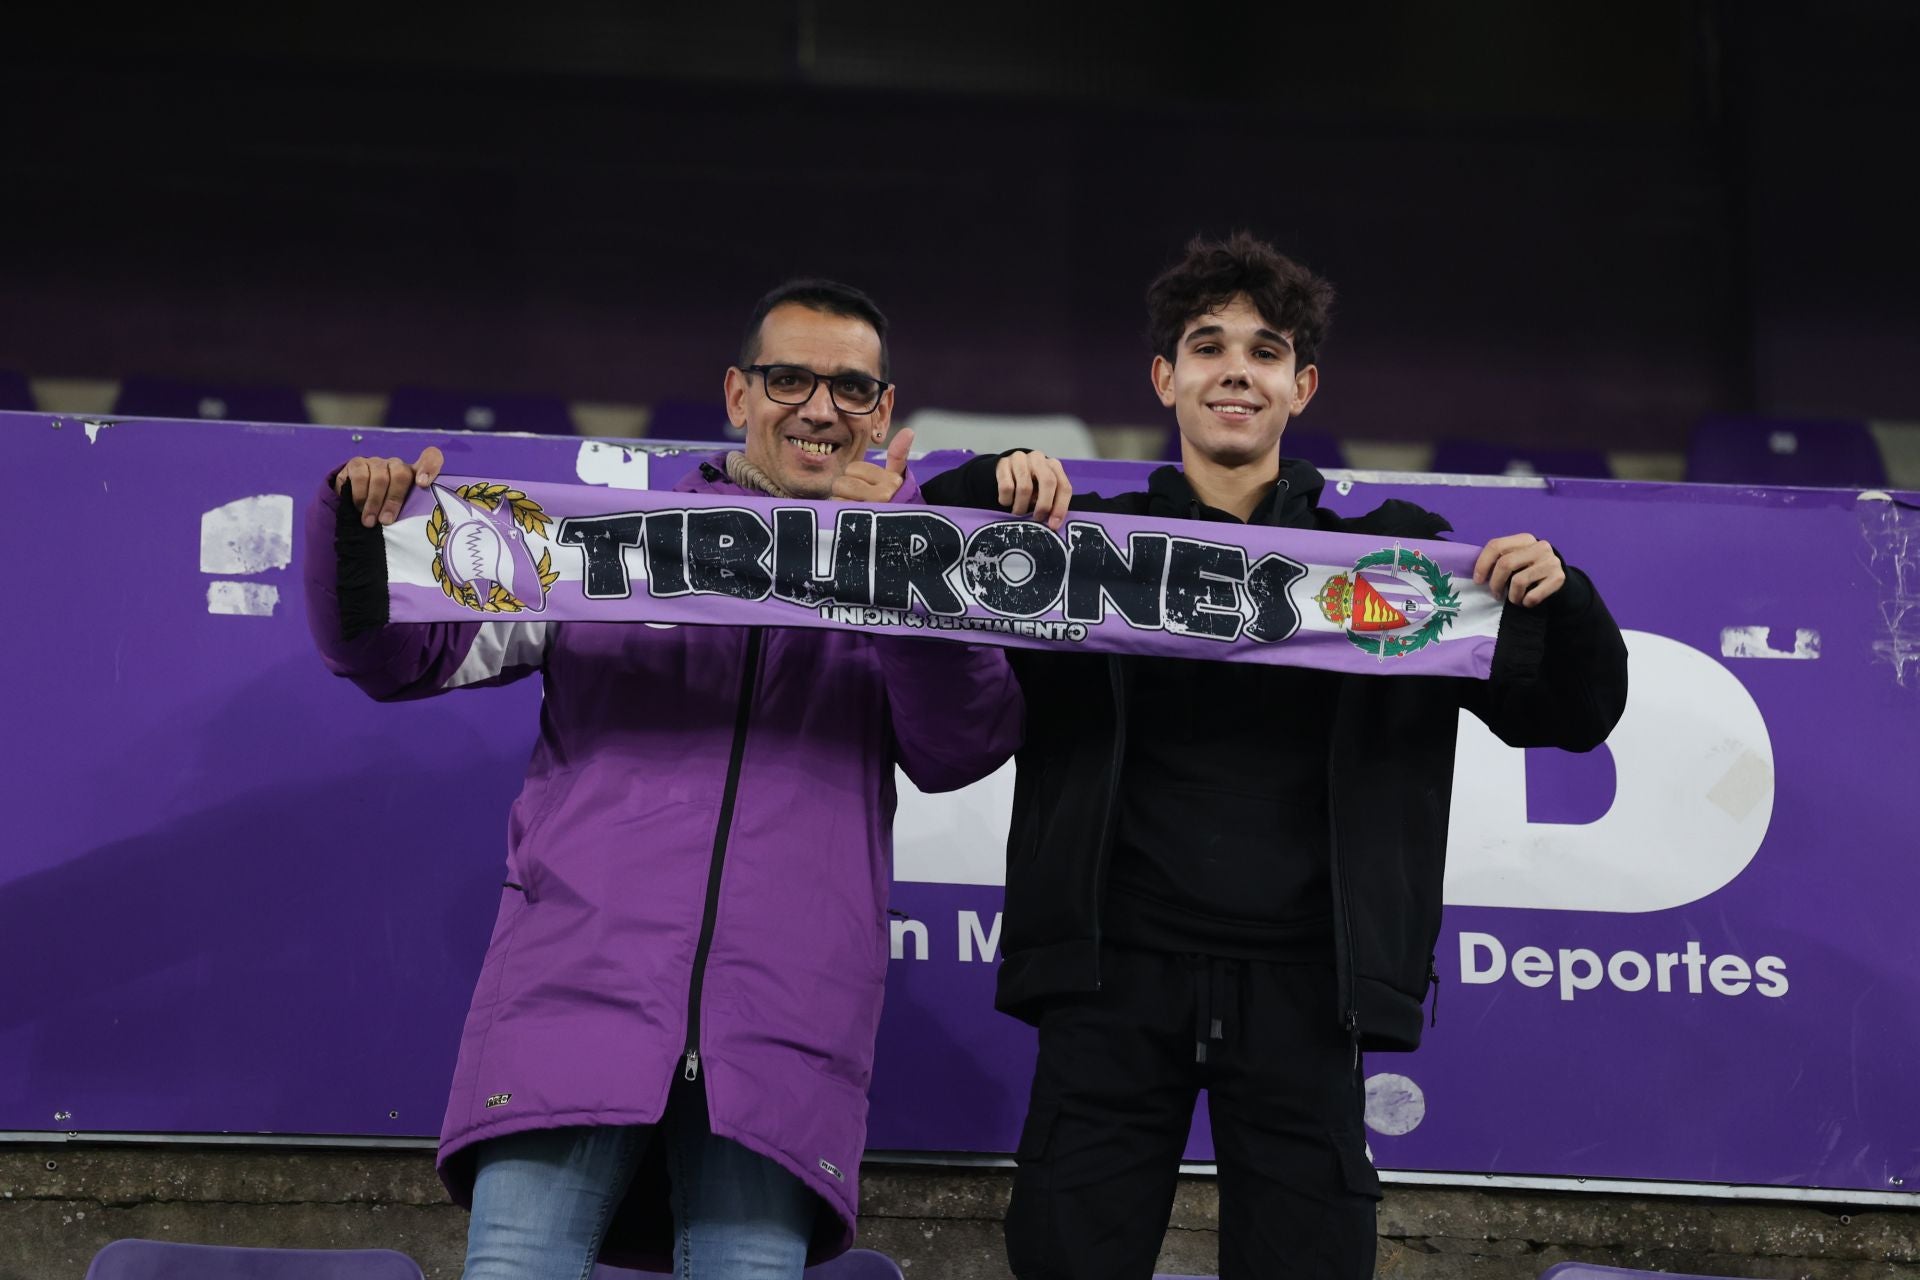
[742,364,890,415]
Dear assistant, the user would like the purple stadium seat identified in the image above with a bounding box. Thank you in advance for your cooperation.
[383,386,576,435]
[1540,1263,1762,1280]
[915,447,976,477]
[1162,426,1344,470]
[0,369,32,410]
[647,397,747,444]
[113,375,310,424]
[1286,430,1346,470]
[594,1247,902,1278]
[913,448,1159,502]
[1065,456,1160,495]
[1685,414,1887,488]
[806,1248,907,1278]
[903,409,1098,461]
[85,1239,424,1280]
[1430,439,1612,479]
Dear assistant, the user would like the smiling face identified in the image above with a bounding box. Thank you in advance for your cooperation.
[723,303,895,498]
[1152,293,1319,471]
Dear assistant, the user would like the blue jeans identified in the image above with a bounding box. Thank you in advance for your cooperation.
[461,1094,816,1279]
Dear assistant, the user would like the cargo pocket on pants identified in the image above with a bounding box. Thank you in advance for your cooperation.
[1331,1127,1385,1201]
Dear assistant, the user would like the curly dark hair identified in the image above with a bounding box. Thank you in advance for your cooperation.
[739,278,890,379]
[1146,232,1334,370]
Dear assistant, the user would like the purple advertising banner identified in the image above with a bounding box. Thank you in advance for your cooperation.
[6,412,1918,1200]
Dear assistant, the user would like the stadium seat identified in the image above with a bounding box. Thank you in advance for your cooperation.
[807,1248,907,1278]
[645,396,748,444]
[1429,439,1612,479]
[1685,414,1887,488]
[1164,424,1344,471]
[1284,429,1345,471]
[1540,1262,1762,1280]
[0,369,32,410]
[84,1239,424,1280]
[1064,456,1160,495]
[594,1246,904,1278]
[912,447,1156,503]
[902,408,1099,461]
[383,386,576,435]
[113,376,310,424]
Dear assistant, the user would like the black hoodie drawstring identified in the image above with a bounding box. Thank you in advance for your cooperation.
[1190,955,1241,1064]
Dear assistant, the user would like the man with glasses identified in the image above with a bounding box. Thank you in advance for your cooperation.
[720,282,900,500]
[308,279,1022,1278]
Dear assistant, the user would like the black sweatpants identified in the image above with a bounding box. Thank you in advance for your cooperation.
[1005,946,1382,1280]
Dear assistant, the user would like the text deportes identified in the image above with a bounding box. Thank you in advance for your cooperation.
[1458,931,1788,1002]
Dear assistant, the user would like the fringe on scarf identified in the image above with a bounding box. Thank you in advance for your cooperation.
[335,487,392,642]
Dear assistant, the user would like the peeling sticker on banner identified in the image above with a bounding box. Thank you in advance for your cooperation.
[1364,1073,1426,1136]
[207,581,280,617]
[1859,496,1920,688]
[200,495,294,574]
[1720,626,1820,659]
[575,442,650,490]
[1706,749,1773,822]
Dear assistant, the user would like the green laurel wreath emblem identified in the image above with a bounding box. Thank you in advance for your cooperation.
[1346,546,1460,658]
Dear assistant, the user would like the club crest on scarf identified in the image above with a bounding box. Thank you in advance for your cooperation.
[425,482,559,613]
[1314,546,1461,658]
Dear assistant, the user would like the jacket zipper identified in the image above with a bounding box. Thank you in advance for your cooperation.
[1327,705,1361,1069]
[1088,656,1129,968]
[682,627,765,1083]
[1426,954,1440,1028]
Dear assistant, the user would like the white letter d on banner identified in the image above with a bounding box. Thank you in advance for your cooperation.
[1444,630,1773,912]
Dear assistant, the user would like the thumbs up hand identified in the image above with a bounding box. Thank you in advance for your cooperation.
[831,428,915,504]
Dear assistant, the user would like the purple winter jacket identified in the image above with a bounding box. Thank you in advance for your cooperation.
[302,459,1023,1267]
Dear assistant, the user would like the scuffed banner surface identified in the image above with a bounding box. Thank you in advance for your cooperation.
[377,475,1503,677]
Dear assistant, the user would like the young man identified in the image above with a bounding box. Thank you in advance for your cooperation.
[311,280,1023,1279]
[922,233,1629,1279]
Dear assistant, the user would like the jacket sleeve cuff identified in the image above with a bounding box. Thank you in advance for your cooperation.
[1490,597,1548,683]
[1543,558,1596,619]
[920,452,1009,510]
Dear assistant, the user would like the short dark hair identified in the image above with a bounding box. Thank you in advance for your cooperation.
[739,278,891,379]
[1146,232,1334,370]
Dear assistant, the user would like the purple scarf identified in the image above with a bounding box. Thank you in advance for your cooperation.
[337,473,1505,678]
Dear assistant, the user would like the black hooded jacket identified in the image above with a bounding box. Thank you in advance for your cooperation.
[921,454,1630,1051]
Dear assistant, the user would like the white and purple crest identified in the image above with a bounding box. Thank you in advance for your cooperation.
[432,485,547,612]
[1356,569,1432,621]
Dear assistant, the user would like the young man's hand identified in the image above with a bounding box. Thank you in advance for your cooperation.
[996,450,1073,531]
[833,428,915,504]
[1473,533,1565,607]
[334,447,445,527]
